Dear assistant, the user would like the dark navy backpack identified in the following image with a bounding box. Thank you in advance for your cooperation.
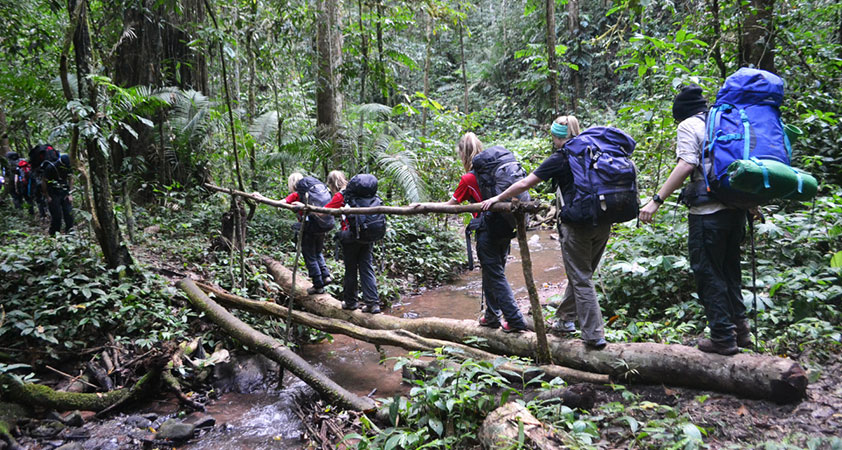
[295,176,335,233]
[702,68,806,208]
[343,174,387,243]
[558,127,638,226]
[471,146,530,238]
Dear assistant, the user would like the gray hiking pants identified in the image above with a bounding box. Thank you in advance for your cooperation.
[556,222,611,342]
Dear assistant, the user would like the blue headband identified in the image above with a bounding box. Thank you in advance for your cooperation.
[551,123,569,138]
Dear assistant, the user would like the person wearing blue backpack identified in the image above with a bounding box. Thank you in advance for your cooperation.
[639,84,749,356]
[282,172,335,295]
[483,116,639,350]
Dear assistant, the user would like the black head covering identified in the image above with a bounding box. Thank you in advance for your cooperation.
[672,84,708,122]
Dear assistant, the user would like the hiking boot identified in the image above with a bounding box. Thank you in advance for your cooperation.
[584,337,608,350]
[735,320,752,348]
[323,275,333,285]
[697,338,738,356]
[362,304,381,314]
[307,286,325,295]
[501,322,527,334]
[342,301,358,310]
[550,320,576,334]
[478,316,502,329]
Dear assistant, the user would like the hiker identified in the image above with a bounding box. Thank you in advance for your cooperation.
[639,84,748,356]
[325,171,386,314]
[37,145,74,235]
[482,116,638,350]
[414,132,529,333]
[282,173,335,295]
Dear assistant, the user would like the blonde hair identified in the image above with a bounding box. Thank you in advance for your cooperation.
[457,132,483,172]
[326,170,348,194]
[287,172,304,193]
[554,115,581,138]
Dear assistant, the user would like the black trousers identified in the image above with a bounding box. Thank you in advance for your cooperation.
[341,239,379,306]
[302,231,330,288]
[48,187,74,235]
[476,230,527,328]
[688,209,747,344]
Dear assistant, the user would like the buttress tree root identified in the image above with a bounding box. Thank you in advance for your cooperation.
[262,257,808,403]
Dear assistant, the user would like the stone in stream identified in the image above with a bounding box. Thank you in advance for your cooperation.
[61,411,85,427]
[212,354,279,393]
[182,411,216,428]
[29,420,65,438]
[156,418,196,441]
[54,444,85,450]
[125,414,152,429]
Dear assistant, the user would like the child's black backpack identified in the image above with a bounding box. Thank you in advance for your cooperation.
[471,146,530,239]
[295,176,335,233]
[343,174,387,244]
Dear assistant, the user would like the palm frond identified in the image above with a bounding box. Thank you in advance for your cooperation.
[375,147,426,203]
[249,111,279,144]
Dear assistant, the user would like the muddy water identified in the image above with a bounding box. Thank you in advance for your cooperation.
[190,230,566,448]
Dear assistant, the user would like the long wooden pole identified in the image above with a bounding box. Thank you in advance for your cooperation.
[515,210,552,365]
[204,183,546,216]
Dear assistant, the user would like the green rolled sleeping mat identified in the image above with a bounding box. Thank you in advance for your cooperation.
[727,159,818,201]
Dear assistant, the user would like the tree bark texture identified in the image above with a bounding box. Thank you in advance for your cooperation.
[204,183,546,217]
[262,258,807,403]
[71,0,134,272]
[421,9,431,138]
[546,0,559,117]
[479,402,570,449]
[567,0,582,112]
[1,372,154,413]
[178,279,376,412]
[458,6,469,114]
[316,0,344,142]
[708,0,728,79]
[195,282,609,385]
[740,0,776,72]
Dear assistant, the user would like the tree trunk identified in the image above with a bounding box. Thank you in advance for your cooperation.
[196,281,610,385]
[1,372,155,413]
[358,0,369,103]
[515,211,551,365]
[375,0,387,105]
[262,258,807,403]
[568,0,582,112]
[739,0,776,72]
[316,0,344,144]
[546,0,559,116]
[708,0,728,79]
[421,9,432,138]
[178,279,376,412]
[458,7,469,114]
[71,0,134,272]
[246,0,258,190]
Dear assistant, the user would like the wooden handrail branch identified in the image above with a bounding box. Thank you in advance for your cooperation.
[204,183,548,216]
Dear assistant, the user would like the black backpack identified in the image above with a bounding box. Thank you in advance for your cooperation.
[471,146,530,238]
[295,176,335,233]
[42,151,71,190]
[342,174,387,244]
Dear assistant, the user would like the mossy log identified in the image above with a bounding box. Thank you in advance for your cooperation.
[263,257,808,403]
[196,282,609,385]
[177,279,376,412]
[0,371,154,412]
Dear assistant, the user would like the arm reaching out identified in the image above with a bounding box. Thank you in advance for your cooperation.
[639,159,695,223]
[480,173,542,211]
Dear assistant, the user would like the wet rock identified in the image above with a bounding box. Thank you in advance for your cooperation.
[62,411,84,427]
[157,419,195,441]
[182,412,215,428]
[213,354,279,393]
[126,415,152,429]
[812,407,834,419]
[55,443,85,450]
[29,420,66,438]
[59,427,91,440]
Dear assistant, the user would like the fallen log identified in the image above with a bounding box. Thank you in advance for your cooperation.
[177,279,376,412]
[263,257,808,403]
[196,282,609,385]
[1,371,155,413]
[204,183,547,216]
[479,402,570,449]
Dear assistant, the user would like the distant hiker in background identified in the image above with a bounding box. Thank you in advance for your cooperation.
[483,116,639,350]
[33,144,73,234]
[414,132,529,333]
[325,172,386,314]
[282,172,335,295]
[4,151,25,210]
[639,84,748,356]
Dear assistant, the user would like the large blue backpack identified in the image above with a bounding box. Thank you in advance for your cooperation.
[558,127,639,226]
[471,146,530,239]
[702,68,815,207]
[295,176,335,233]
[343,174,387,243]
